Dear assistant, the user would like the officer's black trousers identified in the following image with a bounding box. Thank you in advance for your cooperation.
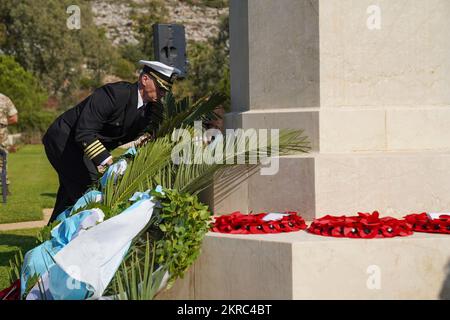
[43,136,98,225]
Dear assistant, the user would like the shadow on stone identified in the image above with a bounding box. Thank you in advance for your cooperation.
[214,164,259,204]
[199,164,259,214]
[439,259,450,300]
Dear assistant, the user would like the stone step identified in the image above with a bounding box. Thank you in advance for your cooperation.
[158,230,450,299]
[207,151,450,220]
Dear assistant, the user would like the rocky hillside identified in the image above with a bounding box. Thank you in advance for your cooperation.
[91,0,228,46]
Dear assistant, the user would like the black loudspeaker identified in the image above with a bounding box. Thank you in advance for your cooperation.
[152,23,187,78]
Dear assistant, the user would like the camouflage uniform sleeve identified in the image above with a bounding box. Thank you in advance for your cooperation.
[0,94,13,148]
[0,94,17,120]
[6,97,18,117]
[0,95,10,126]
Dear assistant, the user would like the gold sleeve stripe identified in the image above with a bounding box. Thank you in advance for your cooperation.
[89,147,107,160]
[86,145,105,158]
[85,139,101,149]
[85,144,103,157]
[84,140,102,153]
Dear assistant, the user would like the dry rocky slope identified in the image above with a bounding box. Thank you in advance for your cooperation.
[91,0,228,46]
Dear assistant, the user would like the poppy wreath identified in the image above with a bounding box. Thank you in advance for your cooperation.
[404,213,450,234]
[307,211,413,238]
[211,211,307,234]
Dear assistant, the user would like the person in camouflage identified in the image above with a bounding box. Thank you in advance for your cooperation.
[0,93,18,192]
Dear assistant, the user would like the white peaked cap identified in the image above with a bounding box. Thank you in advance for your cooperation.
[138,60,181,78]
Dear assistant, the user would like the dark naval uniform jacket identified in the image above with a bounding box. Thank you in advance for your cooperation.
[43,81,162,222]
[44,81,161,167]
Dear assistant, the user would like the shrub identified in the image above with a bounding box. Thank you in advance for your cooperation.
[0,55,47,112]
[112,58,137,82]
[0,0,117,95]
[0,55,55,141]
[18,109,59,143]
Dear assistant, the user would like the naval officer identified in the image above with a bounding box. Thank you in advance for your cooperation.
[43,60,180,224]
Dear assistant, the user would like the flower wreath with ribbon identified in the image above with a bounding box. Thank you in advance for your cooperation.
[307,211,413,238]
[404,213,450,234]
[212,211,307,234]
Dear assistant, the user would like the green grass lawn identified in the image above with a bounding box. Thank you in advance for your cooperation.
[0,228,39,289]
[0,144,58,224]
[0,145,126,224]
[0,146,127,290]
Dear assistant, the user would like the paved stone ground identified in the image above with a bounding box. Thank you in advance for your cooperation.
[0,209,52,231]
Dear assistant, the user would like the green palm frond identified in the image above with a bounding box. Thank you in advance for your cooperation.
[112,235,167,300]
[172,129,311,194]
[182,92,224,124]
[104,135,175,207]
[97,92,311,300]
[8,250,24,283]
[105,126,310,209]
[164,93,190,118]
[157,92,225,137]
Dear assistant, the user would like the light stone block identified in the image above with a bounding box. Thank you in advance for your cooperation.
[208,157,315,220]
[159,232,450,299]
[314,152,450,218]
[194,234,293,299]
[225,109,319,151]
[321,107,450,153]
[320,108,386,152]
[230,0,249,112]
[240,0,320,111]
[156,267,195,300]
[210,152,450,219]
[387,108,450,151]
[247,157,315,220]
[201,0,450,300]
[228,106,450,154]
[320,0,450,108]
[209,166,250,215]
[291,232,450,299]
[223,112,242,131]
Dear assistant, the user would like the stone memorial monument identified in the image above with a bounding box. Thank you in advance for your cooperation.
[160,0,450,299]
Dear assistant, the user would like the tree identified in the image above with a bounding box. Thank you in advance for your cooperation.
[112,0,169,82]
[0,55,47,111]
[0,0,116,97]
[130,0,169,61]
[0,55,55,139]
[173,14,230,108]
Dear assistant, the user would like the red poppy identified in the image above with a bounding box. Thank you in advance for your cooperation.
[307,211,413,239]
[379,224,395,237]
[211,211,307,234]
[342,225,358,238]
[330,226,344,237]
[360,227,379,238]
[404,213,450,234]
[262,223,277,233]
